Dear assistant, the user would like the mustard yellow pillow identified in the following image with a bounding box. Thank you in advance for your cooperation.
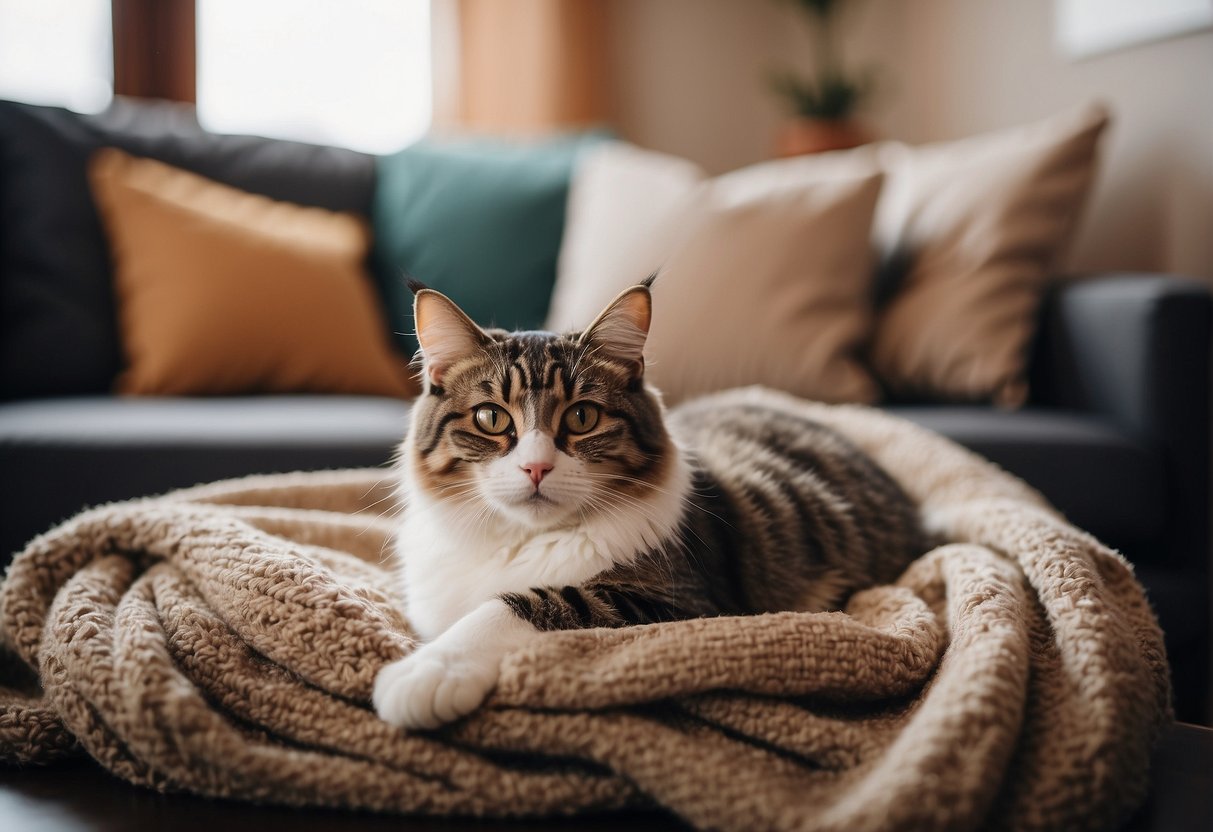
[88,148,414,398]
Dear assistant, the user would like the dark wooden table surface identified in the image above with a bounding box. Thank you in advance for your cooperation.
[2,723,1209,831]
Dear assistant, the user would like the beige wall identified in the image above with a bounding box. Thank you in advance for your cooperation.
[608,0,911,174]
[609,0,1213,279]
[609,0,795,174]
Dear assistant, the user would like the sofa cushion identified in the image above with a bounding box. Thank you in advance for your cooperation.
[91,97,377,213]
[870,105,1109,407]
[371,134,606,357]
[0,101,123,398]
[0,98,376,400]
[888,405,1167,556]
[88,149,413,397]
[546,142,885,406]
[0,396,411,562]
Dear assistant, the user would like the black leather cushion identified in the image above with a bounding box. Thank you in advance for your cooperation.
[0,396,410,562]
[889,405,1168,559]
[91,98,377,212]
[0,101,121,397]
[0,98,377,400]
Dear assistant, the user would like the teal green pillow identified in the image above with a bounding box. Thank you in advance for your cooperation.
[372,133,608,356]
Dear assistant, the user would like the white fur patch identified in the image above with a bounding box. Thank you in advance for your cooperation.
[373,598,537,729]
[394,440,692,642]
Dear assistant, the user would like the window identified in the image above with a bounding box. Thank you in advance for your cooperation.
[0,0,113,112]
[196,0,432,153]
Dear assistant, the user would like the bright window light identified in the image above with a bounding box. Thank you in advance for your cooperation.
[0,0,113,112]
[197,0,432,154]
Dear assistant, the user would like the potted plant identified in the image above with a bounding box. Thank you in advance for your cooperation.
[769,0,874,156]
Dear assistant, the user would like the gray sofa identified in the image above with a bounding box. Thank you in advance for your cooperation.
[1,99,1209,721]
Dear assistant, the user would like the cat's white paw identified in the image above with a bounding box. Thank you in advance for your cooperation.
[373,598,539,730]
[373,646,499,729]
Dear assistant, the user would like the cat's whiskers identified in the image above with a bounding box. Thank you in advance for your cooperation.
[413,478,492,517]
[395,499,490,557]
[376,482,486,565]
[431,480,477,499]
[576,492,634,551]
[582,479,711,578]
[468,498,502,543]
[579,469,725,531]
[366,502,407,554]
[353,477,409,558]
[579,487,668,547]
[576,491,680,592]
[586,483,667,526]
[357,472,397,507]
[358,487,405,519]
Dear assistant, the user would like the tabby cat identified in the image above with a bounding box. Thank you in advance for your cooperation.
[373,280,928,729]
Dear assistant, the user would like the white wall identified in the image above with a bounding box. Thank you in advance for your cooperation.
[609,0,1213,279]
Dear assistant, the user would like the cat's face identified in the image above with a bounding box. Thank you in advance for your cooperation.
[404,283,673,530]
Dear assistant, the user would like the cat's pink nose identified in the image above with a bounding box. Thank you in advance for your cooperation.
[521,462,553,487]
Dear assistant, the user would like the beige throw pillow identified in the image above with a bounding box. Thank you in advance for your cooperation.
[868,104,1110,406]
[546,144,884,405]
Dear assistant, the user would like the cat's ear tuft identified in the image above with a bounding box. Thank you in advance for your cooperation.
[413,289,489,387]
[579,284,652,378]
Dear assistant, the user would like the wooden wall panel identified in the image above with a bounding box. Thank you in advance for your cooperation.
[112,0,196,102]
[457,0,610,133]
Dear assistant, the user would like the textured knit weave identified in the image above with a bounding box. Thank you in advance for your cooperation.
[0,403,1170,831]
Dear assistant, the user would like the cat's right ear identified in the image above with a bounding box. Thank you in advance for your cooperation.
[411,283,490,387]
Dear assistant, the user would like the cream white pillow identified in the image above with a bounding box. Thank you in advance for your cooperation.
[547,143,884,405]
[865,104,1110,406]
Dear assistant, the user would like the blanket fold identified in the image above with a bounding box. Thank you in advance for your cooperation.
[0,404,1170,831]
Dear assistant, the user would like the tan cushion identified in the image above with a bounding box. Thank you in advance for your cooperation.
[546,143,884,405]
[868,105,1110,406]
[88,148,415,398]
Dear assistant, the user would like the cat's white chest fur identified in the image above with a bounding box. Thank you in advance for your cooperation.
[397,502,629,641]
[393,440,692,643]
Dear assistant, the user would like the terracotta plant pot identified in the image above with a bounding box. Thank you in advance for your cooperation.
[775,118,871,157]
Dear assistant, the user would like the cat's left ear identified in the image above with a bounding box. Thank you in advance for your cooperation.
[411,282,491,387]
[578,283,652,379]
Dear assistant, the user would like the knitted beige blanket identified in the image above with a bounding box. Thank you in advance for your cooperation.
[0,404,1169,831]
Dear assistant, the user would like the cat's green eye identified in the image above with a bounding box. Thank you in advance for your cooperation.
[473,404,512,435]
[564,402,600,434]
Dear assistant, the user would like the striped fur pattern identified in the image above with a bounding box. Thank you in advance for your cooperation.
[374,283,928,729]
[501,391,929,630]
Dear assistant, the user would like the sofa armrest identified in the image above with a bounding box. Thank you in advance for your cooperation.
[1030,274,1211,436]
[1029,273,1211,564]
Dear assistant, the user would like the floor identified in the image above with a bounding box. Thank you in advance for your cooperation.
[2,724,1209,831]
